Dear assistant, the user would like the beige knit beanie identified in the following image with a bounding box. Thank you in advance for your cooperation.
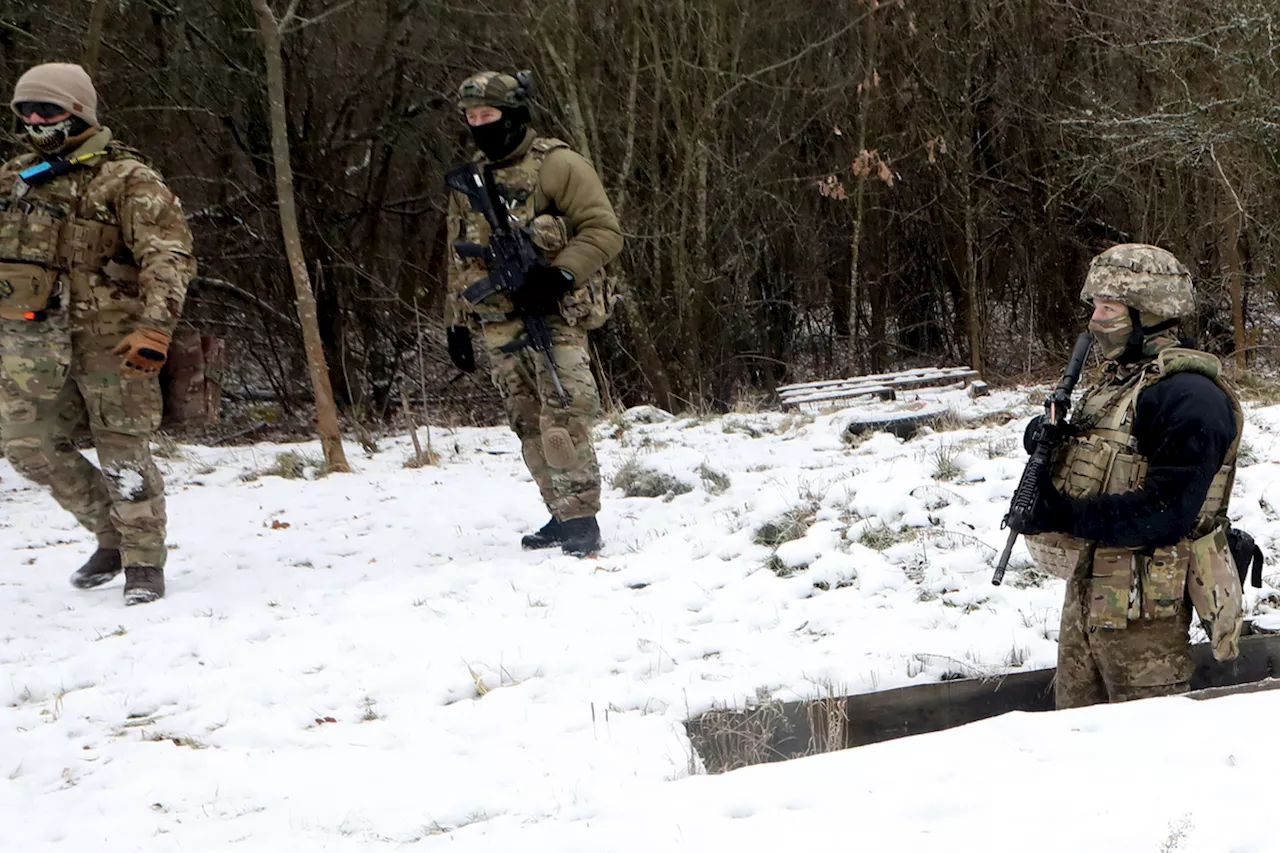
[10,63,99,126]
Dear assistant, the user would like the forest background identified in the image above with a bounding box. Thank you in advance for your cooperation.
[3,0,1277,427]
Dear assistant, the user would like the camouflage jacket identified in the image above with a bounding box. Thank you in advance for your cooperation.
[0,128,196,336]
[444,128,622,328]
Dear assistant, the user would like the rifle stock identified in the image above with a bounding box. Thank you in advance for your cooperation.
[991,332,1092,586]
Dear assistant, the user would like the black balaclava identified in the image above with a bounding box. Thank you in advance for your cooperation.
[24,114,92,156]
[470,105,530,162]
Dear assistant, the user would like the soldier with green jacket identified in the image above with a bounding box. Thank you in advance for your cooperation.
[0,63,195,604]
[444,71,622,557]
[1023,244,1244,708]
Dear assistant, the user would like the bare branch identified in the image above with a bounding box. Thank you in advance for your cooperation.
[282,0,363,34]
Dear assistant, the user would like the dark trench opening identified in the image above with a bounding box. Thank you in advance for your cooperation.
[685,632,1280,774]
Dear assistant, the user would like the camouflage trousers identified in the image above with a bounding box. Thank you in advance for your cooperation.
[1055,564,1192,709]
[0,329,167,569]
[482,316,602,520]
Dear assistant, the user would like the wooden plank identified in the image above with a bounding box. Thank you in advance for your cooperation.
[843,669,1055,749]
[778,366,976,392]
[686,633,1280,772]
[845,410,948,440]
[777,366,976,395]
[779,370,978,399]
[781,385,895,405]
[1186,678,1280,702]
[781,372,979,407]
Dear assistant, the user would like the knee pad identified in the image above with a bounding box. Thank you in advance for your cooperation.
[4,437,49,478]
[520,436,547,470]
[542,427,576,469]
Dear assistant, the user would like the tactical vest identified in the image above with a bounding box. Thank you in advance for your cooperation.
[455,137,617,329]
[1025,347,1245,660]
[0,142,149,398]
[0,143,143,321]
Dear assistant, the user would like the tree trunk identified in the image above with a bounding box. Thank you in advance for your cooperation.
[83,0,110,76]
[961,0,984,377]
[250,0,350,472]
[1223,201,1246,371]
[538,0,594,163]
[1213,149,1247,372]
[849,0,880,374]
[613,21,642,219]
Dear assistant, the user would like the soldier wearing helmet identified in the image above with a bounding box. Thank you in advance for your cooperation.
[1022,243,1244,708]
[443,71,623,557]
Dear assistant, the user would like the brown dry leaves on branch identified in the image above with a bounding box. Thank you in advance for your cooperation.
[816,175,848,200]
[817,146,899,201]
[852,148,895,187]
[925,135,948,164]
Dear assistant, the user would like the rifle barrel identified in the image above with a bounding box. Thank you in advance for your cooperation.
[991,528,1020,586]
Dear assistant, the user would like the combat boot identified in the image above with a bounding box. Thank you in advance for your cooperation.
[560,516,602,557]
[69,547,122,590]
[521,517,564,550]
[123,566,165,605]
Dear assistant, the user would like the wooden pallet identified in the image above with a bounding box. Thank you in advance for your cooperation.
[777,366,982,407]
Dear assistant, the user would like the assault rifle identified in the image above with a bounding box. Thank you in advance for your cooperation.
[991,332,1093,586]
[445,163,568,405]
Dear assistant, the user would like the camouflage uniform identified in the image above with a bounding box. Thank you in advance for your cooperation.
[446,72,622,527]
[1024,244,1243,709]
[0,126,195,579]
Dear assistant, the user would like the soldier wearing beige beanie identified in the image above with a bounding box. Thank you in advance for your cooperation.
[1,61,197,605]
[9,62,100,154]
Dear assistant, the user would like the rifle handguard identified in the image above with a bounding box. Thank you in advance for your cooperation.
[455,241,488,260]
[1006,466,1044,529]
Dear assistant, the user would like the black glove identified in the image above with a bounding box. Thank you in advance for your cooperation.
[1023,414,1075,454]
[1021,467,1075,536]
[447,325,476,373]
[512,265,574,317]
[1022,415,1043,455]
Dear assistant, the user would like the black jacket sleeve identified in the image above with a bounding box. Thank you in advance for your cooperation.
[1065,372,1236,548]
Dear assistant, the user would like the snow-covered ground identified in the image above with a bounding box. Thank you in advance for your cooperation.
[3,385,1280,852]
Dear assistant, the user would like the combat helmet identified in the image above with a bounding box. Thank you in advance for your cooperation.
[1080,243,1194,320]
[457,71,533,109]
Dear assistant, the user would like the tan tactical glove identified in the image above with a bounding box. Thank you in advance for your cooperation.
[112,327,171,379]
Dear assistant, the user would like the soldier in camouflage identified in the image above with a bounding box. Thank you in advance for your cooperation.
[0,63,195,604]
[1023,244,1244,708]
[444,71,622,557]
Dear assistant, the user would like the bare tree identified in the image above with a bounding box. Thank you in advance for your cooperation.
[7,0,1279,420]
[83,0,109,76]
[250,0,350,471]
